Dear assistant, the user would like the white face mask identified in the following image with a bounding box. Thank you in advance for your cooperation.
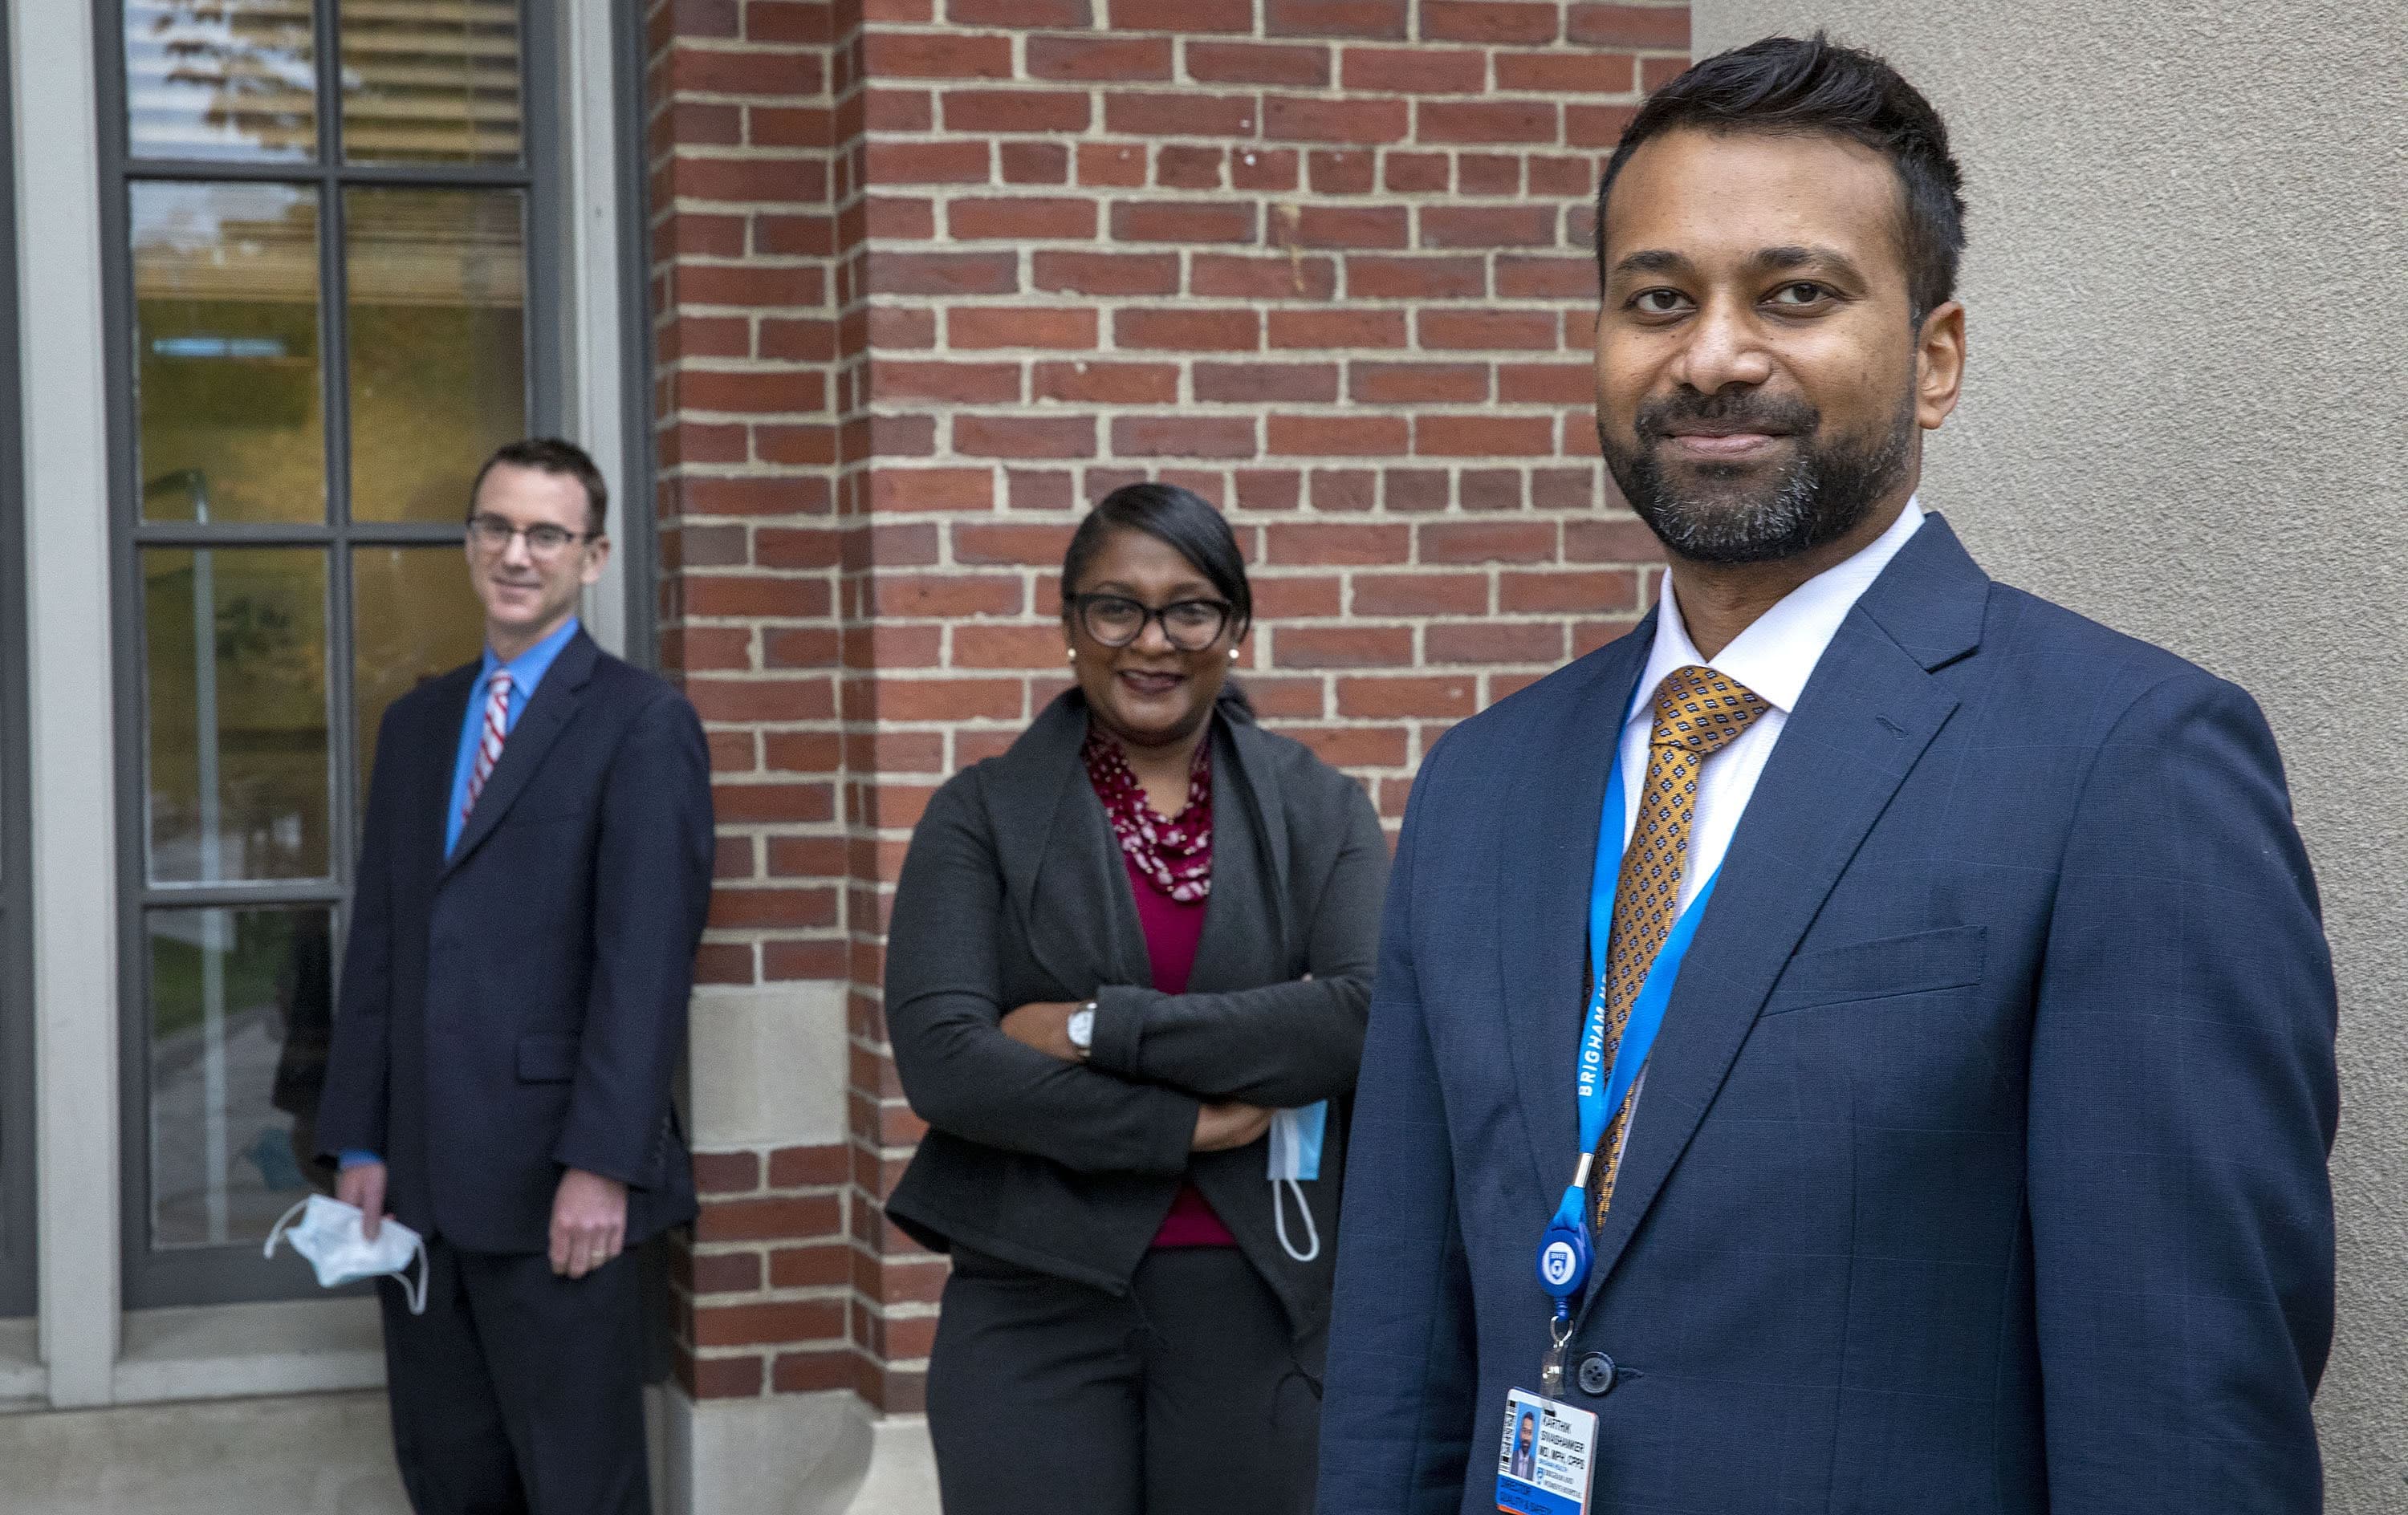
[265,1194,429,1315]
[1267,1100,1328,1263]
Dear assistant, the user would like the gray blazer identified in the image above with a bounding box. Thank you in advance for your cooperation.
[885,689,1389,1342]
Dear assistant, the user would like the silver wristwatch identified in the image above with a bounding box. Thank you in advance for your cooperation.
[1066,1001,1097,1058]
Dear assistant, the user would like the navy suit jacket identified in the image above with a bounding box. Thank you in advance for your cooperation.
[1318,517,2337,1513]
[318,629,714,1253]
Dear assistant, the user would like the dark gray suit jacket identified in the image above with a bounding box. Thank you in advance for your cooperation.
[885,690,1389,1342]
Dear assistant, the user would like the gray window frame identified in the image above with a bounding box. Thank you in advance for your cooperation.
[0,3,31,1322]
[96,0,570,1308]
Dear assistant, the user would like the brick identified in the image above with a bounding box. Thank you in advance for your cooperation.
[1232,468,1304,511]
[1307,148,1375,194]
[1499,361,1594,404]
[690,1250,764,1295]
[1114,307,1261,351]
[1418,100,1559,144]
[1111,200,1257,244]
[1033,359,1180,404]
[954,522,1073,566]
[1641,55,1687,91]
[1458,152,1522,196]
[950,0,1088,22]
[1564,516,1662,563]
[948,307,1099,349]
[1351,360,1488,404]
[1385,468,1451,512]
[696,1299,848,1348]
[1076,141,1150,186]
[1340,47,1484,94]
[862,139,990,184]
[1417,414,1558,456]
[1422,519,1558,563]
[1500,568,1642,614]
[1567,3,1690,49]
[866,468,999,512]
[1265,0,1407,39]
[1029,35,1173,80]
[1108,416,1257,458]
[1187,40,1330,87]
[1311,468,1377,510]
[954,623,1075,668]
[1262,95,1409,144]
[861,29,1013,79]
[1033,250,1181,295]
[1192,252,1337,300]
[1232,146,1301,190]
[1528,153,1602,197]
[1000,141,1071,184]
[871,359,1021,405]
[1194,360,1337,402]
[948,197,1099,240]
[1385,151,1449,193]
[1418,308,1560,350]
[1276,625,1415,668]
[768,1245,852,1290]
[1263,522,1409,564]
[942,88,1092,134]
[1157,144,1226,189]
[1291,205,1409,249]
[1265,415,1409,457]
[687,1353,765,1399]
[1566,104,1639,148]
[1498,50,1638,94]
[1107,0,1253,26]
[698,1193,843,1243]
[769,1143,853,1188]
[693,1150,762,1193]
[1426,0,1559,39]
[1427,620,1566,665]
[1102,91,1259,137]
[955,414,1097,459]
[1352,570,1489,615]
[863,250,1019,295]
[1499,255,1597,299]
[864,88,934,132]
[1422,203,1558,250]
[1250,572,1344,617]
[706,882,838,926]
[861,195,935,239]
[1269,309,1406,348]
[1348,254,1486,299]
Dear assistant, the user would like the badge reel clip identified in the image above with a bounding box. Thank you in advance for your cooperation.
[1534,1164,1594,1398]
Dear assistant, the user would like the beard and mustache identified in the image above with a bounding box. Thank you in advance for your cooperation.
[1597,386,1916,566]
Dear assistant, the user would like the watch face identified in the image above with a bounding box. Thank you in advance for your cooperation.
[1068,1008,1096,1048]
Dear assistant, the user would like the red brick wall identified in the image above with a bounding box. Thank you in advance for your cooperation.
[648,0,1687,1414]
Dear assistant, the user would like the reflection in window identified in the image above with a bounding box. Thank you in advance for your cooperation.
[342,0,523,164]
[124,0,317,162]
[142,548,331,884]
[133,182,325,525]
[148,906,333,1249]
[347,187,528,522]
[352,546,486,790]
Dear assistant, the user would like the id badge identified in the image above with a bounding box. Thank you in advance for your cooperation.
[1494,1387,1597,1515]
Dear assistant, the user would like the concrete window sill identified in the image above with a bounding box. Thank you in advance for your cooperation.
[112,1298,384,1406]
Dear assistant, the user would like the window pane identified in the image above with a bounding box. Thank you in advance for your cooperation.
[340,0,523,164]
[124,0,318,162]
[147,905,334,1250]
[353,546,485,794]
[346,187,527,522]
[133,182,325,526]
[142,548,331,884]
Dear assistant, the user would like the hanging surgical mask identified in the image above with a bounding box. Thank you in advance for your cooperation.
[266,1194,429,1315]
[1267,1101,1327,1262]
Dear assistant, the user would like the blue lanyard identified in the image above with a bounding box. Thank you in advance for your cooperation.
[1534,689,1721,1310]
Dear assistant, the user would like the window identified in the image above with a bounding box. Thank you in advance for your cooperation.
[0,14,28,1322]
[102,0,563,1306]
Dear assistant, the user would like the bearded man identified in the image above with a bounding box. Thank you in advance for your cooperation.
[1316,35,2337,1515]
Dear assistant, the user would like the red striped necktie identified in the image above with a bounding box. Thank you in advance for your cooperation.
[463,669,515,822]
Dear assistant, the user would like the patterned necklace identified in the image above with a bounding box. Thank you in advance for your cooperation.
[1081,727,1214,903]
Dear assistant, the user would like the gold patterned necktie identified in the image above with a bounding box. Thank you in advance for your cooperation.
[1591,664,1768,1225]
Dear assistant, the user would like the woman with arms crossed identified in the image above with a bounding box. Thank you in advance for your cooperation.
[885,483,1389,1515]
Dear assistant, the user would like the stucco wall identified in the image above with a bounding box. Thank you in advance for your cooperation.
[1690,3,2408,1507]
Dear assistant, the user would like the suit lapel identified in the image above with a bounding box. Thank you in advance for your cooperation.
[405,663,478,882]
[1186,719,1285,994]
[441,631,600,877]
[1580,515,1989,1299]
[991,693,1153,993]
[1495,623,1653,1200]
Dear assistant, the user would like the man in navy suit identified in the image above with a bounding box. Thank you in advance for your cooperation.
[319,438,714,1515]
[1319,35,2337,1515]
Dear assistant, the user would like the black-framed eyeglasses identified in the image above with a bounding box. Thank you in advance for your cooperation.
[466,514,601,559]
[1070,593,1235,651]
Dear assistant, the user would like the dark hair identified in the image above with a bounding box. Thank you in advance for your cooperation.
[468,437,609,535]
[1061,481,1255,721]
[1595,33,1966,323]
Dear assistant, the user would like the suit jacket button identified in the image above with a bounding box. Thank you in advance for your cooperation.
[1576,1352,1616,1397]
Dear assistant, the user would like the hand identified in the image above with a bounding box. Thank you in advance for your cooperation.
[550,1168,629,1279]
[336,1161,390,1242]
[1193,1102,1275,1152]
[1000,1001,1081,1062]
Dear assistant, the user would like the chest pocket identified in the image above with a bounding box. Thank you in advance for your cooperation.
[1763,924,1987,1016]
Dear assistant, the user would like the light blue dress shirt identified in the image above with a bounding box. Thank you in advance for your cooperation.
[340,616,582,1173]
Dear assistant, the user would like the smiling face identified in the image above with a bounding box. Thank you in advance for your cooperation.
[466,461,609,659]
[1594,127,1963,566]
[1064,526,1242,754]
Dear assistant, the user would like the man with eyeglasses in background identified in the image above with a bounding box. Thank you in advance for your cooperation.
[318,437,714,1515]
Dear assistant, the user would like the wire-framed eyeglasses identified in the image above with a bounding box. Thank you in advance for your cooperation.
[466,514,601,559]
[1069,593,1235,651]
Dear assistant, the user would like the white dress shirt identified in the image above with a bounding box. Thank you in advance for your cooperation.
[1613,497,1927,912]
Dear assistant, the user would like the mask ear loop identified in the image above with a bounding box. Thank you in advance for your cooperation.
[1274,1178,1320,1263]
[262,1196,311,1260]
[400,1235,430,1317]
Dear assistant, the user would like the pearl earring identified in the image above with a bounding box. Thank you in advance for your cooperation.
[1066,648,1076,663]
[1228,648,1240,662]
